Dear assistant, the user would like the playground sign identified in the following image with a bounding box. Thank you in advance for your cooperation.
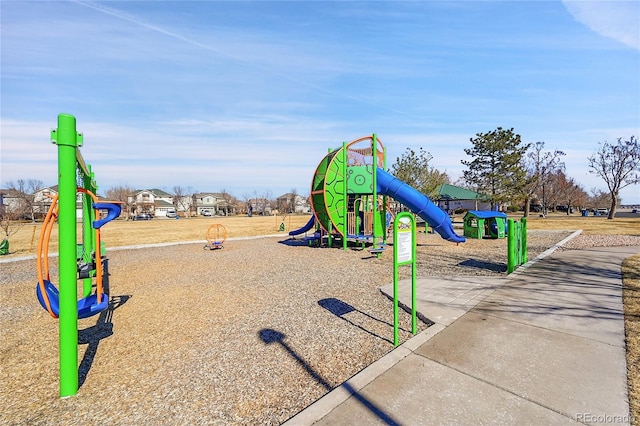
[395,216,413,263]
[392,212,417,346]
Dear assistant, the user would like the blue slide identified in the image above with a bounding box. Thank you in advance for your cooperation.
[289,215,315,236]
[376,169,466,243]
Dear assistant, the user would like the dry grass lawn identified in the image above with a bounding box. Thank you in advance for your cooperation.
[624,255,640,425]
[3,214,313,257]
[2,211,639,422]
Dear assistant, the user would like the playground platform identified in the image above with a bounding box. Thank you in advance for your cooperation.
[284,245,638,425]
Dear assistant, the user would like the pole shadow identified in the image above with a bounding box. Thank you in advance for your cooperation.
[259,328,401,426]
[78,259,131,388]
[319,297,412,344]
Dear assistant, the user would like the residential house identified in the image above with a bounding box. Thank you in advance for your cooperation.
[129,189,174,218]
[193,192,236,216]
[247,198,272,216]
[0,188,27,218]
[31,185,110,220]
[173,194,194,217]
[435,183,491,213]
[32,186,59,217]
[275,193,311,214]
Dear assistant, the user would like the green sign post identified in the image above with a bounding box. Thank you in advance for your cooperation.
[393,212,417,346]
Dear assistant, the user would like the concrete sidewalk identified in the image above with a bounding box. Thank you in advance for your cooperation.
[284,245,639,425]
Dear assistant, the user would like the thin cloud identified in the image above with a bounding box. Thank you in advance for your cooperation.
[563,1,640,50]
[73,0,422,119]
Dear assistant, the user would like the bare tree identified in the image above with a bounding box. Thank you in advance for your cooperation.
[289,188,299,214]
[571,183,589,212]
[589,188,610,211]
[275,188,298,231]
[543,171,566,213]
[262,190,273,216]
[242,192,253,216]
[219,189,237,216]
[105,185,135,220]
[522,142,565,217]
[6,179,43,222]
[173,186,194,218]
[553,173,587,214]
[0,207,25,254]
[588,136,640,219]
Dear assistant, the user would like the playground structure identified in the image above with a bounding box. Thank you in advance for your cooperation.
[36,190,120,319]
[463,210,508,239]
[204,223,227,250]
[288,215,323,246]
[34,113,121,398]
[294,134,465,252]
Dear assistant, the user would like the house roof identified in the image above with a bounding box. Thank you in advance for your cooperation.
[277,192,297,199]
[135,188,173,197]
[437,184,486,201]
[155,199,174,208]
[194,192,225,198]
[0,188,24,197]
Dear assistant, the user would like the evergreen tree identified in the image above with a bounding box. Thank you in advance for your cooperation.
[461,127,530,207]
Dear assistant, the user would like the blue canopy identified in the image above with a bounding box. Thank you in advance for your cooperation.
[465,210,508,219]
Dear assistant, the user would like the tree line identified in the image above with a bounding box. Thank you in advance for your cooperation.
[391,128,639,219]
[2,129,638,244]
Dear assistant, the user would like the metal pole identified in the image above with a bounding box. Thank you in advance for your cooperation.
[82,166,93,297]
[411,220,417,334]
[342,141,348,251]
[507,218,515,274]
[54,113,81,397]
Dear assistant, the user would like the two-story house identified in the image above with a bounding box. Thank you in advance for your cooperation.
[31,185,109,221]
[0,188,29,219]
[193,193,236,216]
[275,193,311,214]
[129,189,175,218]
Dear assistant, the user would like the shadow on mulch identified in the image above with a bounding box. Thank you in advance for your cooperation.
[258,327,402,425]
[78,294,131,388]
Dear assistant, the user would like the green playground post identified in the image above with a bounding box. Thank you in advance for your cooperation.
[341,141,348,251]
[53,113,82,397]
[393,212,417,346]
[81,166,94,297]
[372,134,379,251]
[507,217,528,274]
[522,217,528,264]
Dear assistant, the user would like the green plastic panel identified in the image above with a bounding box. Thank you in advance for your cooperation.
[346,165,374,194]
[310,151,335,233]
[324,149,347,236]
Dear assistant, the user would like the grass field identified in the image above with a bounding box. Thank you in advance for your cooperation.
[3,214,314,257]
[2,211,639,422]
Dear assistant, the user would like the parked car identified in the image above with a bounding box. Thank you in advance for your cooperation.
[166,210,177,218]
[595,208,609,216]
[202,211,212,217]
[134,213,153,220]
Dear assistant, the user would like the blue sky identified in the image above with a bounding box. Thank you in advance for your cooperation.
[2,1,639,204]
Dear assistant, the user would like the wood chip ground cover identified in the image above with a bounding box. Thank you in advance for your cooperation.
[1,214,638,425]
